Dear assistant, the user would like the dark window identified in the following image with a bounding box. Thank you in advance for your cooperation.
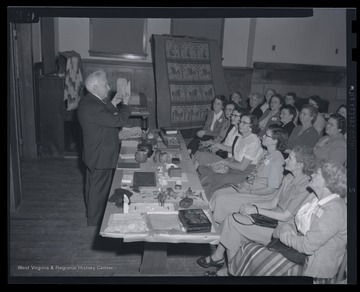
[89,18,148,60]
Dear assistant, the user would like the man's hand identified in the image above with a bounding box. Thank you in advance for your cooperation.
[111,92,131,107]
[122,94,131,105]
[197,130,206,138]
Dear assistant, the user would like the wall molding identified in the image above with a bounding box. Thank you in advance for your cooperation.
[82,58,153,68]
[253,62,346,73]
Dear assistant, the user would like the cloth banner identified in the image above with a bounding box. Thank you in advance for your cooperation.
[152,34,229,129]
[58,50,84,110]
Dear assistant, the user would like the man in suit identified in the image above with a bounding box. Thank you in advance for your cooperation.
[78,70,131,226]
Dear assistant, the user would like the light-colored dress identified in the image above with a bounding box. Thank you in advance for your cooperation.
[198,133,263,200]
[210,150,285,223]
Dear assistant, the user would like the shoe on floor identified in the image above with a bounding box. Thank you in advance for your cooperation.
[197,255,224,269]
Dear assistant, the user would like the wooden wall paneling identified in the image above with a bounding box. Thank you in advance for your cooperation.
[16,24,37,159]
[223,67,253,107]
[250,62,346,113]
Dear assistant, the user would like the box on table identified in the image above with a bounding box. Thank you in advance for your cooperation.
[178,209,212,233]
[168,167,182,178]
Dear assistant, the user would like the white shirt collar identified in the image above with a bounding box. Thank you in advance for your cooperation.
[92,91,106,104]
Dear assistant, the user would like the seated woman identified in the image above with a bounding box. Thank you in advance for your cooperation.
[197,115,263,200]
[209,125,288,223]
[260,88,276,114]
[197,145,315,272]
[187,95,229,155]
[336,104,347,141]
[280,104,296,137]
[314,113,347,167]
[285,104,319,154]
[308,95,326,137]
[258,94,283,136]
[336,104,347,119]
[230,91,245,110]
[247,92,264,120]
[284,92,300,124]
[193,106,246,169]
[197,102,237,153]
[227,160,347,283]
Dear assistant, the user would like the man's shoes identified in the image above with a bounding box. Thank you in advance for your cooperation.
[197,255,225,269]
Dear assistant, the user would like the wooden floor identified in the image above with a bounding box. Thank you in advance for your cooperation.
[9,158,214,282]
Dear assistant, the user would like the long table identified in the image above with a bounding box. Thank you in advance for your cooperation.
[99,132,220,275]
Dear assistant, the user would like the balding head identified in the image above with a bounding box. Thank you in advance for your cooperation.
[84,70,109,99]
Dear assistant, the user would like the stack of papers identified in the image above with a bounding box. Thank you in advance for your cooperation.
[119,140,138,159]
[119,127,142,139]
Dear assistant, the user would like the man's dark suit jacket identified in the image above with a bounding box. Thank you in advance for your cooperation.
[77,92,131,170]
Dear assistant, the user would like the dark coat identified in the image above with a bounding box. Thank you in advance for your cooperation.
[77,92,131,170]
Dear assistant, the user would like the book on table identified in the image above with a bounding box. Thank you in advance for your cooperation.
[133,172,157,187]
[160,127,178,135]
[178,209,212,233]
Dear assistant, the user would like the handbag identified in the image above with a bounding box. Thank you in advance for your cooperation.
[267,237,308,265]
[250,213,278,229]
[215,149,228,158]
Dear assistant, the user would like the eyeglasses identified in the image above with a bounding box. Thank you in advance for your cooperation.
[239,120,251,124]
[264,133,274,138]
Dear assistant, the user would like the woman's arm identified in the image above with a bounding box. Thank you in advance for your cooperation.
[257,209,293,222]
[234,181,278,196]
[212,143,232,153]
[223,157,252,172]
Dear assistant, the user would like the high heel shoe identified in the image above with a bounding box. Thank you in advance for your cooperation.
[197,255,225,268]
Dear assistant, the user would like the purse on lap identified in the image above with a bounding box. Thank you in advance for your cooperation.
[266,237,308,265]
[250,213,278,229]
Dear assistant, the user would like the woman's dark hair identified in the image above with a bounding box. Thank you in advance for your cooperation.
[233,105,248,118]
[285,92,298,101]
[267,124,288,152]
[270,94,284,107]
[264,88,276,100]
[212,95,227,109]
[308,95,322,107]
[292,145,316,176]
[244,114,260,135]
[328,113,347,134]
[320,160,347,198]
[231,91,242,99]
[301,104,318,124]
[336,104,347,117]
[225,101,237,109]
[280,104,297,121]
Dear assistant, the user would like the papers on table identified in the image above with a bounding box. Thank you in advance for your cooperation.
[104,213,148,234]
[119,140,138,159]
[119,127,142,140]
[129,203,175,213]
